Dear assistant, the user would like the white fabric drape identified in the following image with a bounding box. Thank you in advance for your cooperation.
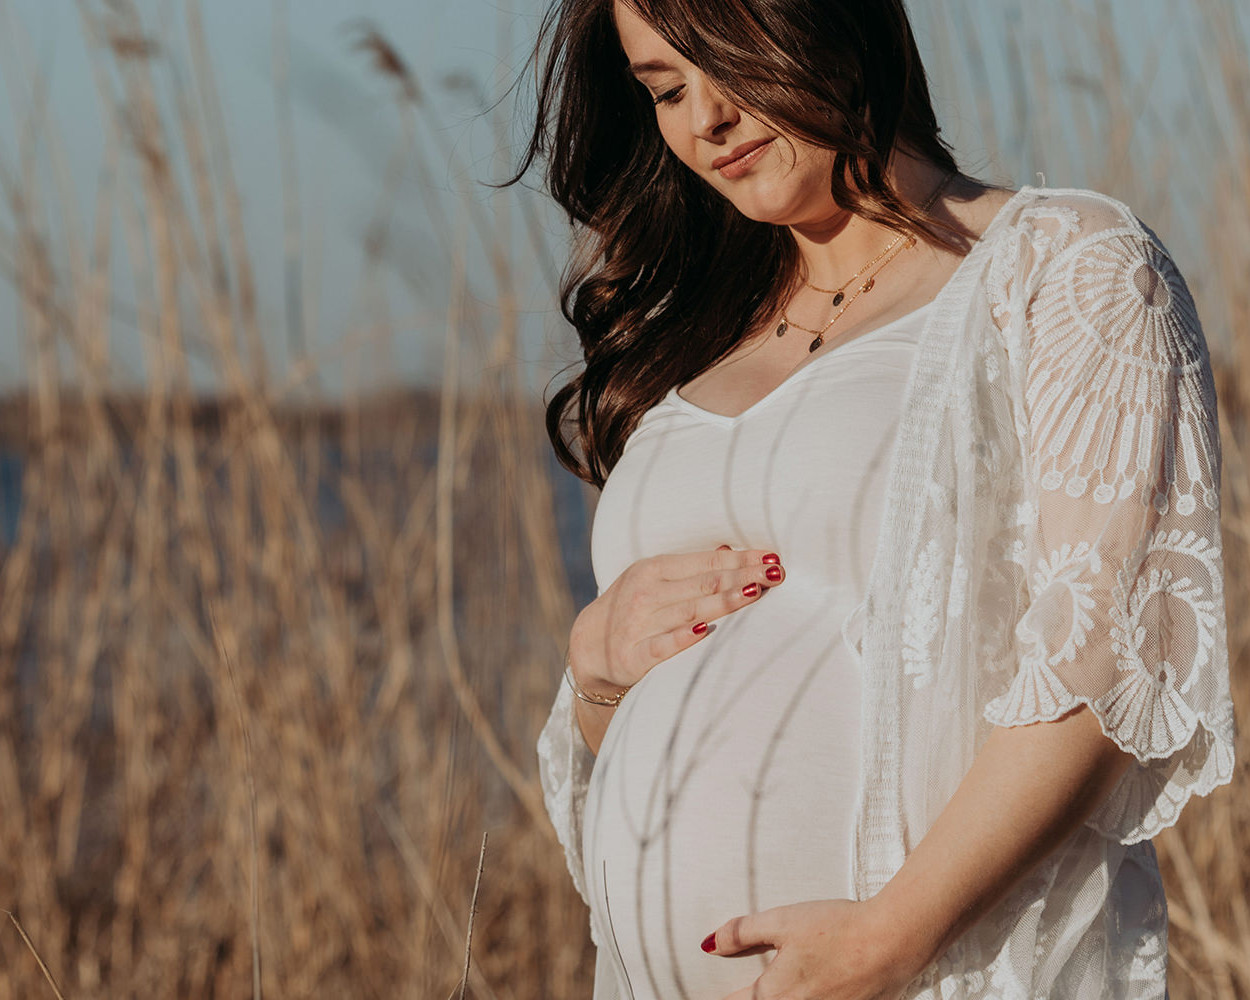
[537,185,1234,998]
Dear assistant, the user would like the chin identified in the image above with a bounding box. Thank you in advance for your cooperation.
[723,190,811,226]
[713,171,828,227]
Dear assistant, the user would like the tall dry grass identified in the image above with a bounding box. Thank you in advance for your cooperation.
[0,3,590,997]
[0,2,1245,998]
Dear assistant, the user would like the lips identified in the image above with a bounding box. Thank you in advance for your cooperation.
[711,137,774,173]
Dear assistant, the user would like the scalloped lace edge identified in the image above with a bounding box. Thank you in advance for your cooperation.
[984,685,1234,844]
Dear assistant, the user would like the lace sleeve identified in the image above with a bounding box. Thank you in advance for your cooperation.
[536,675,600,942]
[985,221,1236,843]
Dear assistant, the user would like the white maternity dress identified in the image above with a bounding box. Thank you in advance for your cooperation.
[542,187,1237,999]
[582,303,932,1000]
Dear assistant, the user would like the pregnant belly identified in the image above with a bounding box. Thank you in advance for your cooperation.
[581,607,861,1000]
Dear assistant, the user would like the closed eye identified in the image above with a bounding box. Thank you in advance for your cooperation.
[653,85,684,106]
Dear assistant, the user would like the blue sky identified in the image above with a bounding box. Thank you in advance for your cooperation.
[0,0,559,396]
[0,0,1243,396]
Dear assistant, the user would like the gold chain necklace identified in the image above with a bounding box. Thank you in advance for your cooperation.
[777,171,954,353]
[776,236,915,350]
[800,233,909,310]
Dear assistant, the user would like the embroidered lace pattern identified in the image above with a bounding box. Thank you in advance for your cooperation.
[535,186,1234,999]
[985,215,1231,844]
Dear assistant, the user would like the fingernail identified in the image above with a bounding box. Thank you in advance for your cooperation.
[765,566,782,582]
[700,932,717,954]
[717,544,732,551]
[692,622,708,635]
[762,553,780,565]
[742,582,759,597]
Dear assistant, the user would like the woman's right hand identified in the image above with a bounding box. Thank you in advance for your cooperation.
[567,545,786,699]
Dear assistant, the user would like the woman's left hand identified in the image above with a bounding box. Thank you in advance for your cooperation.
[704,899,923,1000]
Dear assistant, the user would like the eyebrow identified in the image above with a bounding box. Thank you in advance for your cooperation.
[627,59,675,76]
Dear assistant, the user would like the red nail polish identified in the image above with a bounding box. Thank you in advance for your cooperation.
[692,622,708,635]
[762,553,780,565]
[742,583,760,597]
[701,932,717,953]
[765,566,782,582]
[717,544,733,551]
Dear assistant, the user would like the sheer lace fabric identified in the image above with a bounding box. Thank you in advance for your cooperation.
[986,214,1231,843]
[537,680,600,944]
[536,186,1234,998]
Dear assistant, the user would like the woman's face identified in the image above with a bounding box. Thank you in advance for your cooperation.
[613,0,846,230]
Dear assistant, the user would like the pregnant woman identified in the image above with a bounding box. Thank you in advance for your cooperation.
[513,1,1236,997]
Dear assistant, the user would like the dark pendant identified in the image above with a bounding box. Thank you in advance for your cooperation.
[808,335,823,352]
[831,291,844,307]
[776,319,788,337]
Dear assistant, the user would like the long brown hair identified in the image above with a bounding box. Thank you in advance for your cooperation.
[510,0,969,487]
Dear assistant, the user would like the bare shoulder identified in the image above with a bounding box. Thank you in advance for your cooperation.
[939,177,1020,244]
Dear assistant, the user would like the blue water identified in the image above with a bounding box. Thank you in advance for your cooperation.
[0,452,19,546]
[0,446,597,606]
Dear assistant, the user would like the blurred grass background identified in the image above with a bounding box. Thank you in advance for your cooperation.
[0,1,1245,997]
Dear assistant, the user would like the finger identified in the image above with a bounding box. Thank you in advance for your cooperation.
[654,563,787,631]
[653,547,784,582]
[703,911,780,957]
[687,561,786,597]
[639,619,714,665]
[667,559,787,610]
[657,585,756,633]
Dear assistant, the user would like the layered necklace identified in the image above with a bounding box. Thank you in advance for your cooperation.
[777,171,955,353]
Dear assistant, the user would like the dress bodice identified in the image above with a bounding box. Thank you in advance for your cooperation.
[582,304,931,999]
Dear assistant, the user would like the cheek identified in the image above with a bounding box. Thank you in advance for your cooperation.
[656,118,698,171]
[788,144,837,187]
[731,148,840,223]
[764,149,839,211]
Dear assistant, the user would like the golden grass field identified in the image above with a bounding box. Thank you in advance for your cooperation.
[0,2,1246,997]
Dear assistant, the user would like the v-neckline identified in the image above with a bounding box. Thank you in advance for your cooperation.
[669,186,1031,423]
[667,299,934,425]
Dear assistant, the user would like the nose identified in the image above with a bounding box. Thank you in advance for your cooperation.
[689,78,739,140]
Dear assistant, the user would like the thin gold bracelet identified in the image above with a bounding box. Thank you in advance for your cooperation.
[564,653,632,708]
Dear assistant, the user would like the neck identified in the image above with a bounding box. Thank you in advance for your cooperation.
[787,153,952,289]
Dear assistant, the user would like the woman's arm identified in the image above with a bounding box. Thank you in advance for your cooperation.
[868,705,1134,979]
[706,706,1134,1000]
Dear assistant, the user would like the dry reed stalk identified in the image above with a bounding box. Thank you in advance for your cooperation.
[207,605,264,999]
[0,2,1244,999]
[4,909,67,999]
[377,806,504,1000]
[455,831,488,1000]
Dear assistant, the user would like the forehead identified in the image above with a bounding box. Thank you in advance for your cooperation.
[612,0,683,65]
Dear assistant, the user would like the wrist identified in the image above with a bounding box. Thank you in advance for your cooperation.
[564,655,631,708]
[860,884,946,987]
[568,608,617,688]
[565,617,631,707]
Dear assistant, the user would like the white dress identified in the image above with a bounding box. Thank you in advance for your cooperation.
[538,186,1236,999]
[583,305,931,999]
